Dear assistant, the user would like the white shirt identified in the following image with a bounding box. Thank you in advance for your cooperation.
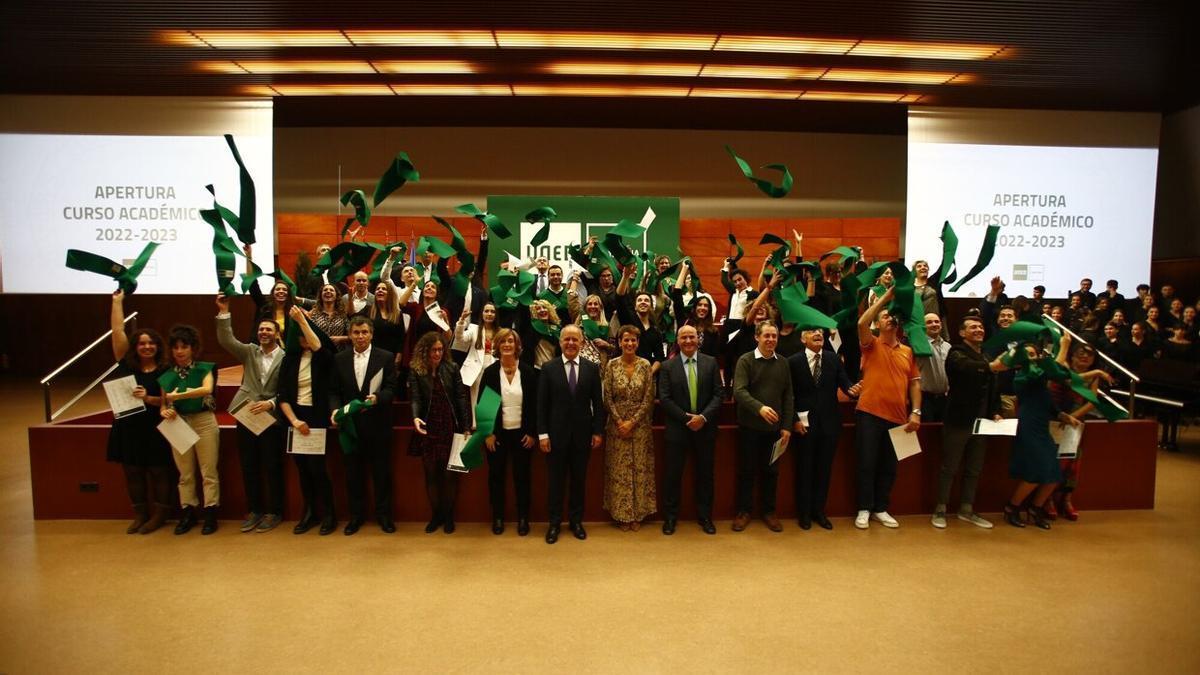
[353,345,372,390]
[257,345,282,386]
[729,287,751,320]
[754,347,778,360]
[296,351,313,406]
[499,367,523,431]
[351,293,369,313]
[806,347,822,378]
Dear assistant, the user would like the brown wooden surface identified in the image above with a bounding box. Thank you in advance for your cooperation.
[29,412,1158,521]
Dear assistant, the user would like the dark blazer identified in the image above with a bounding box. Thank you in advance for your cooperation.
[536,356,606,447]
[658,352,723,444]
[944,344,1002,426]
[277,344,335,424]
[329,346,398,435]
[788,348,853,433]
[408,361,470,433]
[479,360,539,438]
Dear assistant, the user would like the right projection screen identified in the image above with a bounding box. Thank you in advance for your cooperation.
[904,107,1160,298]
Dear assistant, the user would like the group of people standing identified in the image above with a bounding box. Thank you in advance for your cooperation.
[102,230,1173,539]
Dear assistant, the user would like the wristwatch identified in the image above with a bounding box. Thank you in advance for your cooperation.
[911,409,922,416]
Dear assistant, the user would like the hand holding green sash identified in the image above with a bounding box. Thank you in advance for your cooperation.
[332,399,375,455]
[460,386,502,470]
[65,242,159,295]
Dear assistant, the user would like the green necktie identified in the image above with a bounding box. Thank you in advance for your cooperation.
[687,358,698,412]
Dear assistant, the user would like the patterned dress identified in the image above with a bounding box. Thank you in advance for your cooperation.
[601,357,657,522]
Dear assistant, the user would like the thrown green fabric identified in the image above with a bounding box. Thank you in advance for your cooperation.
[930,221,960,286]
[725,145,793,198]
[772,282,837,330]
[456,203,510,238]
[200,207,243,295]
[366,241,408,284]
[222,134,257,245]
[333,399,375,455]
[372,152,419,208]
[324,242,379,285]
[727,233,744,263]
[433,216,475,297]
[340,189,372,237]
[948,225,1001,293]
[65,242,159,295]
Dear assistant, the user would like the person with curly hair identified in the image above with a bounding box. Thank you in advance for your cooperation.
[408,332,470,534]
[158,323,220,535]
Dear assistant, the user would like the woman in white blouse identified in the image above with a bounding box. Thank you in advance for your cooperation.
[479,329,539,536]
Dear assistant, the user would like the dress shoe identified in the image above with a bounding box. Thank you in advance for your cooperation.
[662,517,677,535]
[293,513,318,535]
[343,516,365,535]
[799,514,812,530]
[1003,504,1025,528]
[424,515,444,534]
[318,515,337,536]
[517,518,530,537]
[443,518,456,534]
[173,506,196,535]
[200,506,219,535]
[763,513,783,532]
[378,517,396,533]
[699,518,717,535]
[570,522,587,540]
[492,518,505,535]
[545,524,560,544]
[814,513,833,530]
[732,512,751,532]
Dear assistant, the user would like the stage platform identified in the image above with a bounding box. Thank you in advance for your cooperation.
[28,366,1158,521]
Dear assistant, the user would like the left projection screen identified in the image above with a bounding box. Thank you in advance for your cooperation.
[0,132,273,294]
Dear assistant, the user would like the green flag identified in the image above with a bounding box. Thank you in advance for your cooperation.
[200,207,244,295]
[930,221,960,286]
[372,151,420,207]
[222,134,257,245]
[456,203,511,238]
[460,386,502,469]
[948,225,1001,293]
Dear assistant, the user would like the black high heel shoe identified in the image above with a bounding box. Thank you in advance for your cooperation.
[1003,503,1026,528]
[1026,505,1052,530]
[425,512,444,534]
[517,518,530,537]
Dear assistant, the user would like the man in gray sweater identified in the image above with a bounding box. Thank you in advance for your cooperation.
[732,321,794,532]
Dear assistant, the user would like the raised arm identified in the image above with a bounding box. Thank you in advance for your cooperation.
[616,262,635,297]
[290,305,322,351]
[110,290,129,362]
[858,285,895,347]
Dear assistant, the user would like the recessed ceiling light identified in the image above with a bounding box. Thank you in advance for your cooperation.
[388,84,511,95]
[372,60,479,74]
[199,60,375,74]
[512,84,689,96]
[344,30,496,47]
[542,62,702,76]
[173,30,351,48]
[713,36,857,54]
[801,90,906,102]
[497,31,715,50]
[849,40,1003,60]
[822,68,964,84]
[254,84,394,96]
[690,87,801,99]
[698,64,826,79]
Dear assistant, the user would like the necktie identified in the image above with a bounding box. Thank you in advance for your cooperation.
[811,352,821,384]
[567,360,577,394]
[539,274,546,294]
[687,358,698,411]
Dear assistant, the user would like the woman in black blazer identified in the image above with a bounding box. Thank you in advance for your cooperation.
[479,328,539,536]
[408,331,471,534]
[276,307,338,535]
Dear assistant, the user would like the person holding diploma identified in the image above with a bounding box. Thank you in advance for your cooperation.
[932,315,1003,530]
[658,325,723,535]
[479,329,539,535]
[409,331,471,534]
[329,316,399,535]
[731,321,793,533]
[788,328,859,531]
[854,285,921,530]
[537,324,606,544]
[216,293,287,534]
[601,325,657,531]
[277,306,339,535]
[106,290,172,534]
[159,324,220,535]
[1043,336,1113,521]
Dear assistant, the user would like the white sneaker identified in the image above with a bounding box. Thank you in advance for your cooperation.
[957,511,994,529]
[872,511,900,528]
[854,510,870,529]
[931,511,947,529]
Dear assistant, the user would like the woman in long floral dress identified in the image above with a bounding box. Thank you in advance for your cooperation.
[602,324,657,530]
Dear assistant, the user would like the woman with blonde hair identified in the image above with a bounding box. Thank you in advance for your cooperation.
[518,298,562,369]
[574,293,616,367]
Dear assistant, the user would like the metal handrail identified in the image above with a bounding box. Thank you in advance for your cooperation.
[1110,389,1184,409]
[41,311,138,422]
[1040,313,1138,416]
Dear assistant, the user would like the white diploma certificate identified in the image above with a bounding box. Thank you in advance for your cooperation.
[889,425,923,461]
[770,435,788,465]
[157,415,199,454]
[287,427,327,455]
[973,418,1019,436]
[368,369,384,396]
[459,346,486,387]
[427,302,450,332]
[230,400,276,436]
[446,434,469,473]
[1051,422,1083,458]
[796,411,810,427]
[103,375,145,419]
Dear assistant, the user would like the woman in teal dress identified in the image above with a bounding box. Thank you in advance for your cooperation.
[992,343,1081,530]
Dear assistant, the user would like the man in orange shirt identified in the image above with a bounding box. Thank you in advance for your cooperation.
[854,285,922,529]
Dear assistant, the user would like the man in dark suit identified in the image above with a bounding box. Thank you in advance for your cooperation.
[788,329,859,530]
[329,315,398,535]
[658,325,723,535]
[536,323,605,544]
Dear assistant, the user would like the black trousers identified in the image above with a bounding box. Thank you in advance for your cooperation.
[488,428,533,520]
[921,393,948,423]
[793,423,839,519]
[237,423,285,515]
[663,431,715,520]
[289,405,335,519]
[344,430,393,519]
[546,438,590,525]
[854,411,898,512]
[736,428,781,515]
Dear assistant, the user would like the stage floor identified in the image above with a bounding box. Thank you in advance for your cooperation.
[3,374,1200,672]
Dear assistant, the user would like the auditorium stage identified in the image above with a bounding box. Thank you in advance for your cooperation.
[28,367,1157,522]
